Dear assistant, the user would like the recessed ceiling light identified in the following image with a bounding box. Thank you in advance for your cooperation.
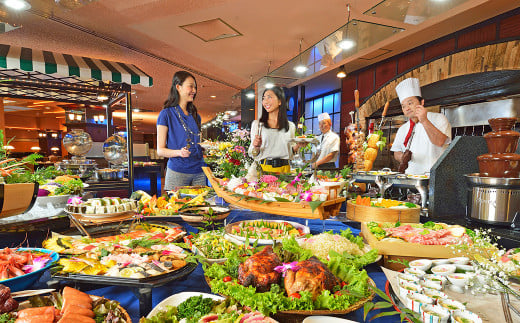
[210,95,216,98]
[2,0,31,10]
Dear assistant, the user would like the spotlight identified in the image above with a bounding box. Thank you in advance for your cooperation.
[51,133,58,138]
[265,82,274,89]
[246,91,255,99]
[133,108,140,112]
[336,66,347,78]
[31,146,41,151]
[97,93,109,101]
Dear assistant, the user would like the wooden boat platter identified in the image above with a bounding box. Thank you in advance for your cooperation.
[202,167,345,220]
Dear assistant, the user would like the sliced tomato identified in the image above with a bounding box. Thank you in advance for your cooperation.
[289,293,301,299]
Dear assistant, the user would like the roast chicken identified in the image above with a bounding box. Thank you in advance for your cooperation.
[238,246,282,292]
[284,257,339,299]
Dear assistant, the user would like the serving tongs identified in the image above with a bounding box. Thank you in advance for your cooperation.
[11,289,55,298]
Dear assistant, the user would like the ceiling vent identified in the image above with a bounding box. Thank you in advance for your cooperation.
[180,18,242,42]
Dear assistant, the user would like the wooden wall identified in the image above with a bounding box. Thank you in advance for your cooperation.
[339,7,520,166]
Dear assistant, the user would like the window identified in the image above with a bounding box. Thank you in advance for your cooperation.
[302,90,341,136]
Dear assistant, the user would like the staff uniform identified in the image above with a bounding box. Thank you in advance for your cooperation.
[317,130,340,169]
[248,120,295,173]
[390,112,451,174]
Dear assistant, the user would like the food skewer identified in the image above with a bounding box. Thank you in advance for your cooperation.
[354,89,360,130]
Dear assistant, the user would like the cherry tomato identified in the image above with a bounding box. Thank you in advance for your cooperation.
[289,293,301,299]
[341,281,347,287]
[187,235,194,239]
[223,276,232,282]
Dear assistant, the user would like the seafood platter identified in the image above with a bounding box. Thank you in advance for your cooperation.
[65,197,138,219]
[383,254,520,323]
[0,285,131,322]
[0,247,58,292]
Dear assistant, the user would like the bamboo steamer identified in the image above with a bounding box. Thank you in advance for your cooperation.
[346,200,420,223]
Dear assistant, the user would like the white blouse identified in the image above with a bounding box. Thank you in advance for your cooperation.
[248,120,295,161]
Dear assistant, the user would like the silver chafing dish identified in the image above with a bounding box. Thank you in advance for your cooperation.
[352,169,430,211]
[464,173,520,226]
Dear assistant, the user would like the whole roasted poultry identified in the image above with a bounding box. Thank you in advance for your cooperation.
[238,246,282,292]
[284,257,339,299]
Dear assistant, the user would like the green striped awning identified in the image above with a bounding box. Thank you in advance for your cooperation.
[0,44,153,87]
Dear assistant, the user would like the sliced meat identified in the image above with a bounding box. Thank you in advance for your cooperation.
[17,306,56,319]
[57,313,96,323]
[61,304,95,318]
[62,287,92,310]
[15,314,54,323]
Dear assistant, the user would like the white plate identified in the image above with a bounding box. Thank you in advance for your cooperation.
[303,316,359,323]
[225,220,310,245]
[146,292,224,318]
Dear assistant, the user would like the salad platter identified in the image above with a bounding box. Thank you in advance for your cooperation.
[225,220,310,245]
[203,233,379,321]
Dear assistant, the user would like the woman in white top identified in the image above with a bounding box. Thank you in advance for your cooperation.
[248,86,295,173]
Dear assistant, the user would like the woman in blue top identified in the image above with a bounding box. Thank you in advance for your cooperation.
[157,71,205,190]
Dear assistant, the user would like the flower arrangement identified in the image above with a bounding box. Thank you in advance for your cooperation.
[450,228,520,298]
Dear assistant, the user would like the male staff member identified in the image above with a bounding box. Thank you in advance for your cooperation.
[313,112,340,170]
[390,78,451,174]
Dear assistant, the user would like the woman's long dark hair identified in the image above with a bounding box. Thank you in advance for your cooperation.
[259,86,289,132]
[163,71,201,130]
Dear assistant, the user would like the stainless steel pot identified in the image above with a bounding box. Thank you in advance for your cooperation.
[465,173,520,224]
[95,168,125,181]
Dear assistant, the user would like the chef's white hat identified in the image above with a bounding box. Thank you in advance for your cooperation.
[395,78,422,103]
[318,112,331,122]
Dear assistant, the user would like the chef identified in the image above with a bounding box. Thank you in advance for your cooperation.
[313,112,340,170]
[390,78,452,174]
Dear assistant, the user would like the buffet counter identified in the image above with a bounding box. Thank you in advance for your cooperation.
[42,209,398,322]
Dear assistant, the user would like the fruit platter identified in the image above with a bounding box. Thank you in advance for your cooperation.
[43,222,192,280]
[0,247,58,292]
[203,231,380,320]
[132,190,208,217]
[225,220,310,245]
[0,285,130,322]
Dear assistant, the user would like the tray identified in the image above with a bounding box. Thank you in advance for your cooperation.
[224,219,310,245]
[361,222,468,259]
[346,201,420,223]
[66,209,136,220]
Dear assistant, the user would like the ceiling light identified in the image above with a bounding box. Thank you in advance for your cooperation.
[76,114,82,121]
[336,65,347,78]
[99,115,105,122]
[133,108,140,112]
[210,95,216,98]
[94,115,99,122]
[2,0,31,10]
[337,4,356,51]
[265,82,274,89]
[293,38,309,74]
[3,145,14,150]
[68,113,75,121]
[50,147,59,151]
[246,91,255,99]
[51,133,58,138]
[338,39,356,50]
[294,64,308,74]
[97,93,109,101]
[31,146,41,151]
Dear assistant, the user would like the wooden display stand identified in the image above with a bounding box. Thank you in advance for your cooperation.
[346,200,420,223]
[202,167,345,220]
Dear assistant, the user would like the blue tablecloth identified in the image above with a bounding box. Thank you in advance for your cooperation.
[47,210,400,322]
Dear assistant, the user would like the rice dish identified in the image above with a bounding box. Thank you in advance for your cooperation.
[300,233,363,260]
